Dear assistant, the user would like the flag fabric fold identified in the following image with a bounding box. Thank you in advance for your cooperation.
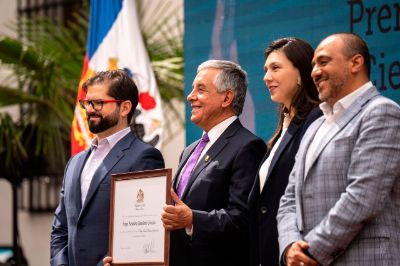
[71,0,163,155]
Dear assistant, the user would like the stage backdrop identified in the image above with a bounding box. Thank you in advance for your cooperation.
[184,0,400,144]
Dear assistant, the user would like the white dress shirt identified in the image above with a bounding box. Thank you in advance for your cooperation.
[198,115,238,163]
[177,115,238,184]
[305,81,373,177]
[80,127,131,204]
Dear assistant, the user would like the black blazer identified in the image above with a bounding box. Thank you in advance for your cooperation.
[170,119,266,266]
[248,108,322,266]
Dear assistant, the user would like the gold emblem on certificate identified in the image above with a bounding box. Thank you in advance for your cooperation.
[109,169,171,266]
[136,188,144,203]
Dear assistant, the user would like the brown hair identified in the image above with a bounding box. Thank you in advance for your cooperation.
[82,69,139,122]
[264,37,320,150]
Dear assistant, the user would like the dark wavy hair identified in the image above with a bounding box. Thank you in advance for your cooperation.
[82,69,139,123]
[264,37,320,150]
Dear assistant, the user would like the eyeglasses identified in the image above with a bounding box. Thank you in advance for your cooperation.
[78,99,124,111]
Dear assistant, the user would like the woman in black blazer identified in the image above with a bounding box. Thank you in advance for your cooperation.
[248,37,321,266]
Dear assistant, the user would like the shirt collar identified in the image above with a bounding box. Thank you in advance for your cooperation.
[339,81,372,109]
[91,127,131,150]
[205,116,237,144]
[319,81,372,121]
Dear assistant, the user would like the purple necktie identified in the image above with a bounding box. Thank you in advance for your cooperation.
[177,133,210,198]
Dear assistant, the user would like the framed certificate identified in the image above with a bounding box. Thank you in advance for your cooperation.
[109,168,172,266]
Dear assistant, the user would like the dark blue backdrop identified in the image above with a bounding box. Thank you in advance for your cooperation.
[184,0,400,144]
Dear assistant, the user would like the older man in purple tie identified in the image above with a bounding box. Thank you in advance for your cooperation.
[161,60,266,266]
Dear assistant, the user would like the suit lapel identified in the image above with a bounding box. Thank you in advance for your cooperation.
[173,142,198,189]
[261,122,301,193]
[299,118,323,178]
[70,150,91,213]
[249,152,267,201]
[80,133,134,213]
[290,118,323,232]
[181,120,241,199]
[305,86,380,180]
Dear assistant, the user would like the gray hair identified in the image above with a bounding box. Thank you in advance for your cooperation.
[197,59,247,115]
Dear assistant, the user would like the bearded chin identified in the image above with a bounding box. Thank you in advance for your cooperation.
[87,106,121,134]
[88,114,119,134]
[88,119,107,134]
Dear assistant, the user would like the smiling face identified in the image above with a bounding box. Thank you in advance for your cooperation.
[187,68,232,132]
[311,36,352,106]
[263,50,300,109]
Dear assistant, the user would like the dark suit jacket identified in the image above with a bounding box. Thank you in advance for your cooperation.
[50,132,164,266]
[248,108,322,266]
[170,119,266,266]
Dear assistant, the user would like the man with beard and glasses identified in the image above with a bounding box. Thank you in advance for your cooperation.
[277,33,400,266]
[50,69,164,266]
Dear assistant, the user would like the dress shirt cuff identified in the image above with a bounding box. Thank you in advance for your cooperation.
[185,225,193,236]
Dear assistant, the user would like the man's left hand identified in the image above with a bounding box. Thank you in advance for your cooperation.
[161,189,193,230]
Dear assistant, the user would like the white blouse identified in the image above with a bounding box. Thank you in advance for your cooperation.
[259,115,291,192]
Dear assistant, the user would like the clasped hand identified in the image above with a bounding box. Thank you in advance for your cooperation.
[285,241,319,266]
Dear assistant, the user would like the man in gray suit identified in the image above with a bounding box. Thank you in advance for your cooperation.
[50,70,164,266]
[277,33,400,266]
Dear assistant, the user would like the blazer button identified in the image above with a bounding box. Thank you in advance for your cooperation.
[260,206,268,214]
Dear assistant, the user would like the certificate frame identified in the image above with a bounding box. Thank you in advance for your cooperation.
[109,168,172,266]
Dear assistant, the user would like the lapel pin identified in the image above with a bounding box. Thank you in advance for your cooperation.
[205,155,210,162]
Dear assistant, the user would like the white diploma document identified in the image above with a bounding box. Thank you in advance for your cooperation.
[109,169,171,266]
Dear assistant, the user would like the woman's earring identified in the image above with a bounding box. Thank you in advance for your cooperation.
[297,76,301,87]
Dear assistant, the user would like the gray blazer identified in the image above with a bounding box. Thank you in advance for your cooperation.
[277,86,400,266]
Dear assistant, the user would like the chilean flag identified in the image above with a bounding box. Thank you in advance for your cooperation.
[71,0,163,155]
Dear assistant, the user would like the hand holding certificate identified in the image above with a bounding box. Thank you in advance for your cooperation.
[108,169,172,266]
